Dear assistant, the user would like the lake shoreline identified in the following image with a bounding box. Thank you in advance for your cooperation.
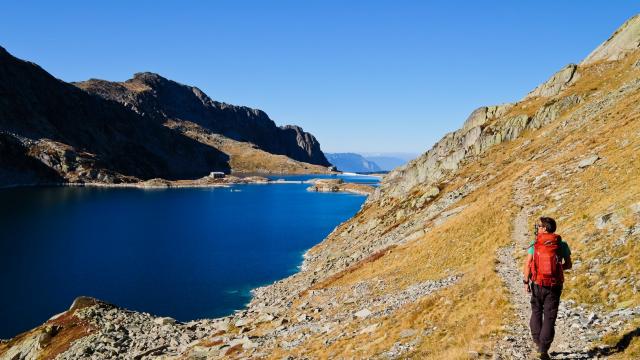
[0,173,377,352]
[0,174,373,343]
[0,174,377,195]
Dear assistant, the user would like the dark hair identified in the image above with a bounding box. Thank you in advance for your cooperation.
[539,217,556,233]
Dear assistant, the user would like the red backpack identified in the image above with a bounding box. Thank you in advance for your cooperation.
[531,233,564,286]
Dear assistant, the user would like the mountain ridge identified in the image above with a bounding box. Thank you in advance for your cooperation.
[0,47,333,187]
[74,72,331,168]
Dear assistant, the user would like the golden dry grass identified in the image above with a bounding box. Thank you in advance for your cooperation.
[265,51,640,359]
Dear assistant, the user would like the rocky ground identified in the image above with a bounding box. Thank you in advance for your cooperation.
[0,275,459,359]
[0,297,234,360]
[494,175,640,359]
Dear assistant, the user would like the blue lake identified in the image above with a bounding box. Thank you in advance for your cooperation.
[0,174,374,339]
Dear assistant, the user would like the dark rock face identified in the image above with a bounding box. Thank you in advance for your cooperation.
[75,72,331,167]
[0,47,231,185]
[279,125,329,166]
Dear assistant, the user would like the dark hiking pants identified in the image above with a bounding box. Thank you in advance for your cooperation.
[530,283,562,353]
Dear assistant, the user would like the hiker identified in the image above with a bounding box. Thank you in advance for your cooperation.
[522,217,572,359]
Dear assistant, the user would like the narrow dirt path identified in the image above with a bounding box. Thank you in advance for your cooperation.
[494,175,595,359]
[494,174,535,359]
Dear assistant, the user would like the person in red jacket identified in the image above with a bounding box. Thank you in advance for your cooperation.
[523,217,572,360]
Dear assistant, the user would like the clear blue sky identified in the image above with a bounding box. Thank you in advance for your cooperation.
[1,1,638,154]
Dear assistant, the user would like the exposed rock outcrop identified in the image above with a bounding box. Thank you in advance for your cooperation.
[163,119,333,175]
[371,67,584,203]
[525,64,580,99]
[0,132,63,187]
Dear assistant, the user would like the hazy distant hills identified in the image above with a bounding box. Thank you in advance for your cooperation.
[325,152,416,172]
[325,153,381,173]
[360,153,418,171]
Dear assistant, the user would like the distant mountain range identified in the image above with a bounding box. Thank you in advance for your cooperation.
[325,153,381,173]
[360,153,418,171]
[325,152,416,172]
[0,47,332,187]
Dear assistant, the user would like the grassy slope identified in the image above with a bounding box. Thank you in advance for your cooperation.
[265,51,640,358]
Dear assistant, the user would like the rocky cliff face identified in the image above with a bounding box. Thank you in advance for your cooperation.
[3,15,640,360]
[75,73,331,168]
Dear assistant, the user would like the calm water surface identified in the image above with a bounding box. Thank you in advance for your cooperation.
[0,174,373,338]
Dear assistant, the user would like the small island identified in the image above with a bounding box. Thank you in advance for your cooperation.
[305,178,375,195]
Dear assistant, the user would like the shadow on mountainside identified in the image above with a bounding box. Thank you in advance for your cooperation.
[548,326,640,358]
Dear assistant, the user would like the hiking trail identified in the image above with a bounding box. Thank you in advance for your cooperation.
[494,174,595,359]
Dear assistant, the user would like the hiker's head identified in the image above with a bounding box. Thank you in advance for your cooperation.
[538,217,556,233]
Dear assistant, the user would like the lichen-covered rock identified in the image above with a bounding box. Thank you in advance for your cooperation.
[529,94,582,129]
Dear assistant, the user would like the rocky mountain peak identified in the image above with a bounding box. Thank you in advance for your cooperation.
[581,14,640,65]
[131,71,165,83]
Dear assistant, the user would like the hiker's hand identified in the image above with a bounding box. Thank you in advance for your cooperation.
[524,283,531,293]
